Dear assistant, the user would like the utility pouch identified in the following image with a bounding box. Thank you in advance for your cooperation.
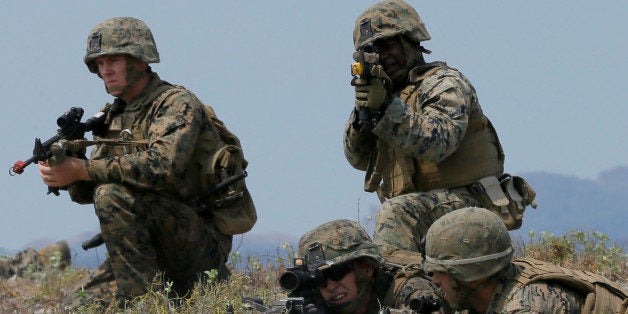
[191,103,257,235]
[469,174,536,230]
[200,140,256,235]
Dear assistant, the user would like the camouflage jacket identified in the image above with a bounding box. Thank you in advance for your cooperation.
[485,263,585,313]
[344,62,471,165]
[344,62,503,196]
[68,72,216,203]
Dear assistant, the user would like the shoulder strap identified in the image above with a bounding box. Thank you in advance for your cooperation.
[513,258,595,293]
[203,104,243,149]
[399,65,444,107]
[152,84,184,107]
[513,258,627,299]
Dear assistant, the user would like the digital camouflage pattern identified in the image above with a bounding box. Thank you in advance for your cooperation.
[424,208,628,313]
[353,0,430,50]
[371,265,447,313]
[298,220,447,313]
[0,241,70,279]
[65,70,232,306]
[345,0,504,254]
[491,258,628,313]
[489,271,586,313]
[372,188,483,253]
[423,207,513,282]
[84,17,159,73]
[345,62,498,252]
[298,219,384,269]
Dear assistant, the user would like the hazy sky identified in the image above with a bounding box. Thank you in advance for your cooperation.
[1,1,626,253]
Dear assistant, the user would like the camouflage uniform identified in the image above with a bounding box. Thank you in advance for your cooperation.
[298,219,446,313]
[64,17,232,307]
[0,241,70,279]
[344,0,504,253]
[424,207,628,313]
[485,263,585,313]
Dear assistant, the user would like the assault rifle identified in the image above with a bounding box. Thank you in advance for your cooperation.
[241,257,332,313]
[10,107,108,195]
[244,255,442,314]
[351,42,381,134]
[242,296,329,314]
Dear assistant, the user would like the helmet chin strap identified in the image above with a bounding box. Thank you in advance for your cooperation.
[450,276,496,311]
[399,36,427,68]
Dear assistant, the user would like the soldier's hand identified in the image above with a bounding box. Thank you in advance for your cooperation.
[39,157,91,187]
[353,65,392,112]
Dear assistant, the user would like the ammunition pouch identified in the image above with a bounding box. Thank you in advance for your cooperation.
[468,174,537,230]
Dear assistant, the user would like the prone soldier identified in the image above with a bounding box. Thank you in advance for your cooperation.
[276,219,448,313]
[423,207,628,313]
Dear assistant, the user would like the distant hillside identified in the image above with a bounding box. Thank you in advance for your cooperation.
[512,166,627,247]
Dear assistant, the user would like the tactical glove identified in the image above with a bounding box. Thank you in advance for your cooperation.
[353,65,392,112]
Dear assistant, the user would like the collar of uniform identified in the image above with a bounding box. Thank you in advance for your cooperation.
[125,72,165,111]
[487,263,519,312]
[408,61,447,83]
[374,267,396,306]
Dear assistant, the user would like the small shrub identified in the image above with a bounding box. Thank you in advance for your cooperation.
[513,229,628,287]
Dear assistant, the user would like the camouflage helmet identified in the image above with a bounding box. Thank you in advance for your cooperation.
[353,0,431,50]
[423,207,513,282]
[84,17,160,73]
[298,219,384,271]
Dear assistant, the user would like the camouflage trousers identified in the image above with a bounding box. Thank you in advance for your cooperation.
[65,183,232,307]
[373,187,482,252]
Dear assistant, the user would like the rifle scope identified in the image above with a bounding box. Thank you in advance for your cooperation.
[56,107,84,130]
[279,268,325,293]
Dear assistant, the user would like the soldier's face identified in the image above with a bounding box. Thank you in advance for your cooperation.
[378,38,404,72]
[95,55,129,97]
[431,271,474,311]
[318,261,374,313]
[95,55,147,101]
[319,266,359,308]
[375,37,408,88]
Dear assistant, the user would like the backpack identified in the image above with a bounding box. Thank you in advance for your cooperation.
[198,104,257,235]
[154,85,257,235]
[511,258,628,314]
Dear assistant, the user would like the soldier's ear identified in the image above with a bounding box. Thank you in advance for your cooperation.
[355,260,376,278]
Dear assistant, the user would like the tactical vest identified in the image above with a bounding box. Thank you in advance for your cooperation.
[370,65,504,198]
[97,84,171,158]
[97,80,256,235]
[498,258,628,314]
[151,86,257,235]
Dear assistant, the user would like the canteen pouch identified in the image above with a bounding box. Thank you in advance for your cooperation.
[205,144,257,235]
[469,174,536,230]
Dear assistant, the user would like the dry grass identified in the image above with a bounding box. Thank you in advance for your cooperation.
[1,229,626,312]
[513,229,628,288]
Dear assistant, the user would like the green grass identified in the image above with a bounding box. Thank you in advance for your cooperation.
[1,229,626,313]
